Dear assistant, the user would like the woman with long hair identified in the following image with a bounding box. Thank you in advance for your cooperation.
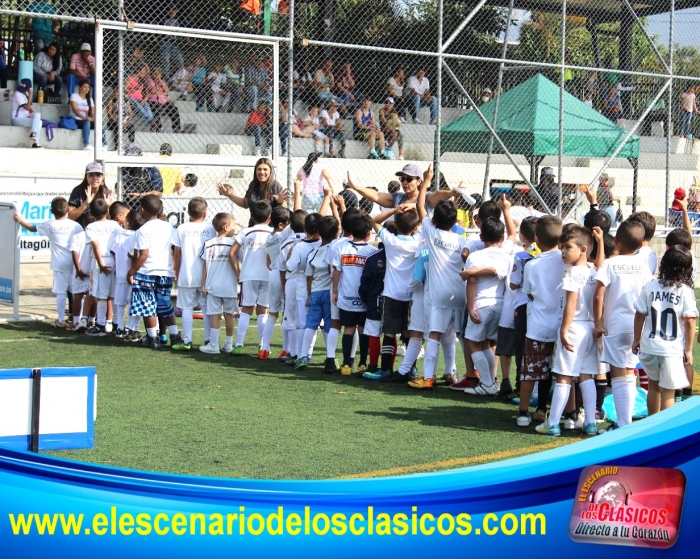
[67,162,113,227]
[33,42,62,96]
[296,152,335,212]
[146,66,182,132]
[70,79,105,150]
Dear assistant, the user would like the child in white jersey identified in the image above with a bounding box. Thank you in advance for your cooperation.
[69,220,95,332]
[229,200,273,356]
[199,213,238,354]
[109,209,144,339]
[536,226,599,436]
[628,211,658,274]
[594,220,653,430]
[84,199,125,336]
[295,216,340,369]
[518,215,564,426]
[14,197,82,328]
[278,210,308,360]
[262,206,291,360]
[633,246,697,414]
[172,198,217,351]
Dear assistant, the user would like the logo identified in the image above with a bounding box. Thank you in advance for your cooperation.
[569,465,685,548]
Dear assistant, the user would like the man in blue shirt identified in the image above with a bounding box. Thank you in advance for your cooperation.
[26,1,56,54]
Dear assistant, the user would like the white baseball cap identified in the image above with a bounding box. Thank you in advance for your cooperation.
[81,43,92,52]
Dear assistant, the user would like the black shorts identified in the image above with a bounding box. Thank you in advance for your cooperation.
[339,308,366,328]
[495,326,516,357]
[381,296,410,334]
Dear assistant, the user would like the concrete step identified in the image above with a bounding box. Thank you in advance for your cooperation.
[0,125,103,150]
[134,131,256,155]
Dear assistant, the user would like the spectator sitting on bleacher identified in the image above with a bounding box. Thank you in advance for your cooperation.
[320,100,346,158]
[125,64,155,125]
[291,106,314,139]
[68,43,95,95]
[379,97,403,161]
[244,101,272,156]
[191,56,208,112]
[223,59,245,111]
[246,55,271,111]
[303,105,330,155]
[172,60,194,100]
[405,68,437,124]
[10,78,42,148]
[106,87,136,146]
[386,67,408,122]
[126,47,146,77]
[313,59,348,116]
[207,61,231,113]
[335,62,363,109]
[354,96,387,160]
[33,42,62,98]
[26,0,56,54]
[293,59,314,103]
[122,143,164,210]
[146,67,182,132]
[70,79,103,150]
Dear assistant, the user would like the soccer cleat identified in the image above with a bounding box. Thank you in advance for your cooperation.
[114,328,127,339]
[171,341,192,351]
[169,333,184,347]
[294,356,309,370]
[443,373,457,385]
[562,417,577,430]
[356,364,367,375]
[51,319,71,328]
[408,365,419,380]
[533,409,548,422]
[232,346,244,356]
[278,350,290,361]
[340,364,353,376]
[408,376,434,389]
[598,422,620,434]
[450,375,481,391]
[75,317,88,332]
[257,349,270,360]
[584,423,599,436]
[199,343,220,354]
[285,356,298,367]
[323,358,338,374]
[383,370,408,383]
[124,330,141,342]
[516,412,532,427]
[497,378,518,401]
[86,325,106,337]
[595,409,608,423]
[535,422,561,436]
[145,336,162,350]
[362,369,390,381]
[414,118,423,124]
[221,345,233,354]
[464,382,499,396]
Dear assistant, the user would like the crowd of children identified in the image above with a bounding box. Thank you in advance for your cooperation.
[16,161,698,436]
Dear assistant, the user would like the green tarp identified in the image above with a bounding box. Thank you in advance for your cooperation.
[440,73,640,160]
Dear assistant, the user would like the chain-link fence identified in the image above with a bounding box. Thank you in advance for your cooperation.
[2,1,699,227]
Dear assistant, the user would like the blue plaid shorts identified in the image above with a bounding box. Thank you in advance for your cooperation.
[130,273,175,318]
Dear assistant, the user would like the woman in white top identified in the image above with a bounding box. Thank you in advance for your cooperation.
[70,79,96,150]
[296,152,335,212]
[386,67,408,122]
[10,78,42,148]
[320,100,347,158]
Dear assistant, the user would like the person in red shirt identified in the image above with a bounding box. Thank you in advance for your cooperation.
[244,101,272,156]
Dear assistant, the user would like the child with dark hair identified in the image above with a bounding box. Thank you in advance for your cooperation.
[628,211,658,274]
[14,197,82,328]
[633,246,697,414]
[594,219,652,430]
[357,233,387,376]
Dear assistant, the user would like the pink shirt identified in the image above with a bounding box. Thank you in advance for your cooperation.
[146,78,168,104]
[126,75,143,101]
[681,92,695,113]
[69,53,95,79]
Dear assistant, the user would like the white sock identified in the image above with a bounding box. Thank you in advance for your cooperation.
[441,340,456,376]
[611,376,631,427]
[300,328,315,359]
[73,314,80,325]
[127,315,140,331]
[326,328,340,359]
[580,379,597,426]
[399,337,423,375]
[114,304,126,330]
[96,301,107,326]
[308,329,318,359]
[257,314,268,346]
[351,329,359,359]
[548,383,571,426]
[210,328,220,347]
[626,373,638,422]
[56,293,67,322]
[282,328,290,352]
[295,327,305,357]
[168,324,179,336]
[182,308,194,343]
[225,335,233,348]
[262,315,276,351]
[289,329,300,356]
[147,326,158,338]
[423,338,439,380]
[236,313,251,347]
[203,314,212,342]
[484,348,496,385]
[471,351,491,385]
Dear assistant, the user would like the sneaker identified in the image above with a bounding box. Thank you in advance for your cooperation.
[535,422,561,436]
[51,319,70,328]
[170,333,184,347]
[598,422,620,434]
[400,117,406,123]
[443,373,457,385]
[584,423,599,436]
[408,365,420,381]
[516,412,532,427]
[464,382,499,396]
[172,341,192,351]
[232,346,244,355]
[408,376,434,389]
[363,369,391,381]
[398,154,404,161]
[114,328,127,339]
[595,409,608,423]
[575,410,585,430]
[86,325,106,337]
[450,375,480,391]
[497,378,517,401]
[257,349,270,360]
[562,417,577,430]
[429,119,437,125]
[533,409,548,422]
[199,343,220,354]
[124,330,141,342]
[383,148,394,159]
[285,356,298,367]
[340,364,353,376]
[146,336,162,349]
[280,353,295,363]
[104,321,113,334]
[83,144,92,151]
[367,150,379,159]
[294,356,310,370]
[414,118,423,124]
[159,334,168,344]
[383,370,408,383]
[75,317,88,332]
[221,344,233,354]
[323,358,338,374]
[278,350,290,361]
[356,364,367,375]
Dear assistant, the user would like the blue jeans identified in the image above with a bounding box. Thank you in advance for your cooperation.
[161,42,183,82]
[246,125,271,149]
[680,111,693,137]
[33,72,62,95]
[129,98,154,122]
[317,91,345,105]
[407,93,437,122]
[305,290,332,333]
[76,119,107,147]
[280,122,288,155]
[67,74,95,96]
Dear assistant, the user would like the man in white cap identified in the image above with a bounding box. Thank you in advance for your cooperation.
[68,42,95,95]
[480,88,492,105]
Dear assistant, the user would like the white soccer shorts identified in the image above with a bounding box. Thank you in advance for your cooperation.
[240,280,269,308]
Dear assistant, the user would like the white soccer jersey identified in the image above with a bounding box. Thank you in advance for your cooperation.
[421,217,467,310]
[288,238,320,300]
[108,229,136,284]
[266,227,292,271]
[523,249,565,342]
[464,243,512,310]
[325,236,351,267]
[638,245,658,275]
[134,219,175,277]
[200,236,237,299]
[235,224,273,282]
[305,244,332,293]
[635,279,698,356]
[86,220,121,268]
[69,231,94,278]
[596,253,653,335]
[378,227,424,302]
[172,222,217,288]
[37,218,83,273]
[332,241,377,312]
[560,263,597,323]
